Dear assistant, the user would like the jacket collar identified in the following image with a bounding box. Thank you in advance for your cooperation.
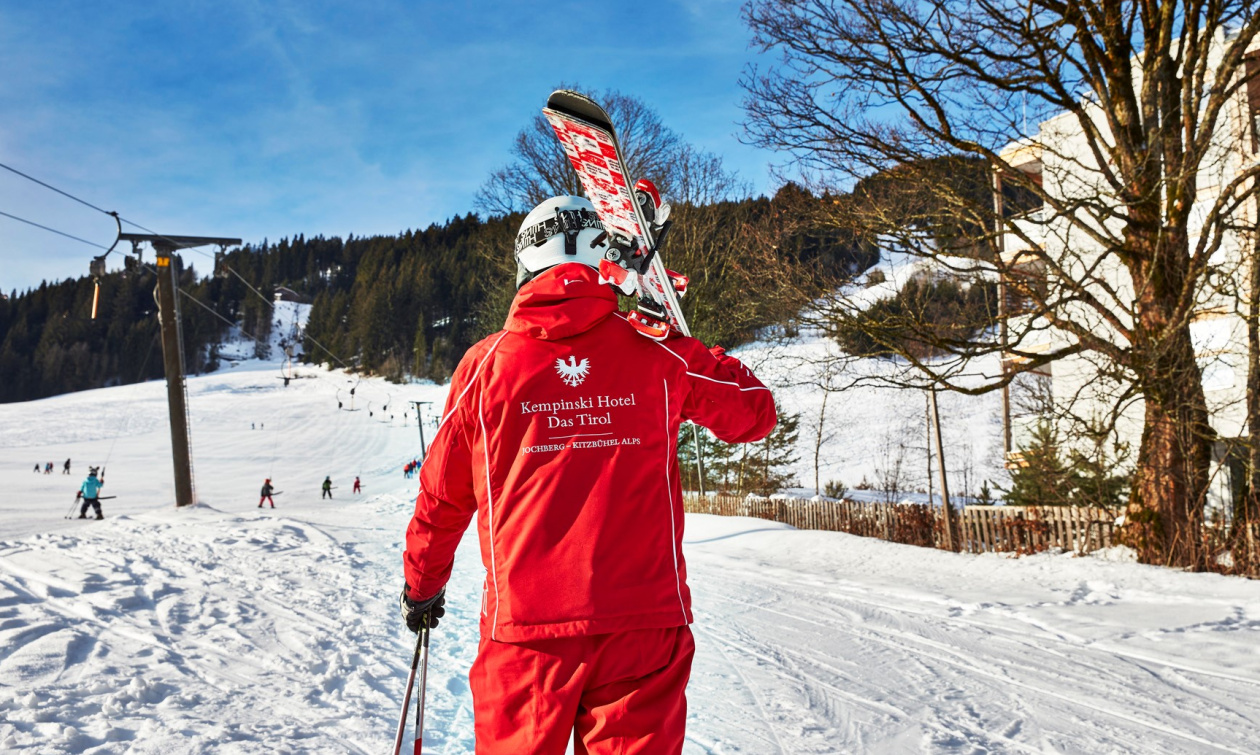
[504,264,616,340]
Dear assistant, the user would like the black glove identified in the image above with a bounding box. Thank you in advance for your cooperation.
[400,586,445,633]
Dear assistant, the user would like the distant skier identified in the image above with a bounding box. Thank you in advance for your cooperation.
[77,467,105,520]
[63,458,71,475]
[321,476,332,499]
[33,463,39,473]
[251,422,255,430]
[44,462,53,474]
[259,479,275,508]
[399,196,777,752]
[352,476,361,494]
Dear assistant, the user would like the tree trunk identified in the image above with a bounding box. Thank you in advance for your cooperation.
[1125,316,1213,568]
[1241,229,1260,567]
[814,390,829,496]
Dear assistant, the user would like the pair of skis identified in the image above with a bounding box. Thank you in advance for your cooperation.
[66,492,115,518]
[542,90,692,340]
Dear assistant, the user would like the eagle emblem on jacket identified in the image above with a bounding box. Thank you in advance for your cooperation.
[555,356,590,387]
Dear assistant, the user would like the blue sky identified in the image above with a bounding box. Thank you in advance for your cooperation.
[0,0,780,293]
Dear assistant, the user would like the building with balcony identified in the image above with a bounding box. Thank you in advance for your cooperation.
[996,43,1260,519]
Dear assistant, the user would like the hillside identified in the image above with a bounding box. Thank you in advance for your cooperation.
[1,186,871,404]
[3,352,1259,753]
[737,246,1007,500]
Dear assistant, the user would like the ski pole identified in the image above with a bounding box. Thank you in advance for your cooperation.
[65,495,81,519]
[415,623,430,755]
[393,626,426,755]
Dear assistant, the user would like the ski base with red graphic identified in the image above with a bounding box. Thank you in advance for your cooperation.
[541,90,691,339]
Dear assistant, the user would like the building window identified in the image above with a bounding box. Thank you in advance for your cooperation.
[1004,255,1047,317]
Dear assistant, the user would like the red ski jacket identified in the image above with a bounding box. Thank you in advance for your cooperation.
[404,263,777,642]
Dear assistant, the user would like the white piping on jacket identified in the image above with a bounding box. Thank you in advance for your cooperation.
[479,389,501,640]
[415,329,508,634]
[439,330,511,429]
[651,338,770,392]
[651,338,689,367]
[684,370,772,392]
[663,378,688,622]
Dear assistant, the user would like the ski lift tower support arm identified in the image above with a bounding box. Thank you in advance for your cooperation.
[123,233,241,508]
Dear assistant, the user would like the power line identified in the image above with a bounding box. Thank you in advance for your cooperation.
[0,208,111,249]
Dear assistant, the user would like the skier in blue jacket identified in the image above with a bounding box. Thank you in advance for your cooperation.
[77,467,105,520]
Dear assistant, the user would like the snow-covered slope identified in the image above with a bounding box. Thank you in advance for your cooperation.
[723,245,1007,502]
[733,333,1005,501]
[216,301,311,364]
[3,360,1260,753]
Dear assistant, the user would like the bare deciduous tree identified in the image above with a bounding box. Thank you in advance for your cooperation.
[472,85,818,349]
[743,0,1260,568]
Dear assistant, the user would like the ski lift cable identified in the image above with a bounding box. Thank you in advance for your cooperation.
[217,262,354,372]
[0,161,374,410]
[176,281,342,393]
[152,265,363,421]
[0,163,213,266]
[180,245,357,375]
[176,286,266,344]
[172,242,363,380]
[137,262,267,345]
[0,161,115,216]
[156,267,375,409]
[0,208,111,249]
[0,163,123,260]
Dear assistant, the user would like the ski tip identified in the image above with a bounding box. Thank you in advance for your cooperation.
[545,90,612,130]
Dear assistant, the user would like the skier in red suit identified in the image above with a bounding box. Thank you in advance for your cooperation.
[400,196,776,754]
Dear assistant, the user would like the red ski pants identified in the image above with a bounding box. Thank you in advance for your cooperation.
[469,625,694,754]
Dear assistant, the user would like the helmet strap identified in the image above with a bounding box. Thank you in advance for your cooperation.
[558,208,580,256]
[514,208,603,256]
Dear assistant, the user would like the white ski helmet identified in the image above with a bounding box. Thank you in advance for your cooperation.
[514,196,611,288]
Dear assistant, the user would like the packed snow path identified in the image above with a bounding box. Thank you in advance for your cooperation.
[685,519,1260,754]
[2,365,1259,753]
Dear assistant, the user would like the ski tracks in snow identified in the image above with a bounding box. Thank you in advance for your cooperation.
[0,502,412,753]
[683,518,1260,754]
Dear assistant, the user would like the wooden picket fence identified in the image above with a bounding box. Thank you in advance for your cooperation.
[957,505,1114,554]
[683,493,1260,576]
[683,493,1115,555]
